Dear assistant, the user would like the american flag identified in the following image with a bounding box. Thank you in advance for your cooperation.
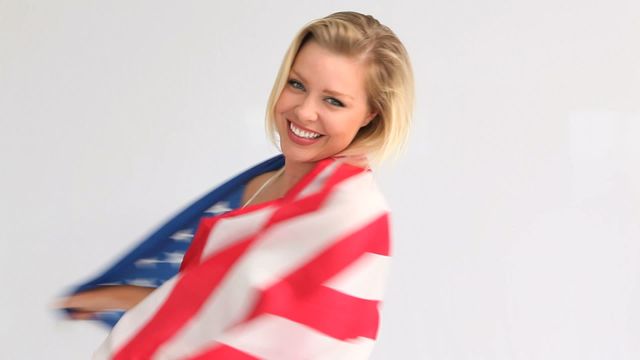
[60,155,287,328]
[70,155,393,359]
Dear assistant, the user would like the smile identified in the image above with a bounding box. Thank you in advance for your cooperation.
[289,120,323,139]
[286,120,324,145]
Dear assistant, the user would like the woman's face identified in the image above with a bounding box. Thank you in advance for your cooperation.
[274,40,377,164]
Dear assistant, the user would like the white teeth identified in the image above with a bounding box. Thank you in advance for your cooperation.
[289,121,321,139]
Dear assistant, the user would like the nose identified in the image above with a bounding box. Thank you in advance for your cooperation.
[293,94,319,122]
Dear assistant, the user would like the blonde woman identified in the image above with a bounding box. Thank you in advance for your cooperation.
[56,11,414,359]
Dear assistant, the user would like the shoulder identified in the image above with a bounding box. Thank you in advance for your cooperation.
[323,163,389,216]
[331,154,370,170]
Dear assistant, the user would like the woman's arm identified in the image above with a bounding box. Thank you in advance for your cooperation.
[54,285,155,319]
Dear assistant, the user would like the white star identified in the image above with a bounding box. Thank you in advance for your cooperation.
[163,251,184,266]
[134,252,185,268]
[170,229,194,242]
[205,201,231,214]
[135,257,163,267]
[125,278,157,287]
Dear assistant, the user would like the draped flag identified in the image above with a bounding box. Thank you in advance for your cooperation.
[60,155,286,327]
[63,154,393,359]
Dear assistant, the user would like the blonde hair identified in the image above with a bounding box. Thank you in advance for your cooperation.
[265,11,415,164]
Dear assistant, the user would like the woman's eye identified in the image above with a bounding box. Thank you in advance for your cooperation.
[288,79,304,90]
[326,98,344,107]
[287,79,343,107]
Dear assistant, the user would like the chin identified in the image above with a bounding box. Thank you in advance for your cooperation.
[280,146,321,164]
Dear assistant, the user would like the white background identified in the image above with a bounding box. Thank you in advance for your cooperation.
[1,1,639,359]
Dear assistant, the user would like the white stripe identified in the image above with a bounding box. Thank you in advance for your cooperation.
[92,275,180,358]
[152,170,388,359]
[324,252,391,300]
[217,313,377,360]
[93,209,273,356]
[200,160,335,262]
[295,161,340,199]
[151,269,261,360]
[229,172,388,290]
[200,206,275,262]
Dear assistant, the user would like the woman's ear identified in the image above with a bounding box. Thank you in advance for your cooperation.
[362,111,378,127]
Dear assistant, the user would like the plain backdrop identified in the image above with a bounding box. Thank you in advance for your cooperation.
[1,1,639,359]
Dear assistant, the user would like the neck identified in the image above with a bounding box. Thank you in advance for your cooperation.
[276,158,317,195]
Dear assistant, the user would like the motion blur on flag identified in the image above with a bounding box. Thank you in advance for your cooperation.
[59,154,392,359]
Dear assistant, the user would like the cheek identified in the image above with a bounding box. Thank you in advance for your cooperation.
[333,113,366,135]
[275,90,295,114]
[274,98,284,116]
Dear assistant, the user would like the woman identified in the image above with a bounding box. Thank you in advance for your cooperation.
[56,11,414,359]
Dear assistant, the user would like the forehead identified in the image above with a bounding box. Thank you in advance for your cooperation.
[290,40,368,97]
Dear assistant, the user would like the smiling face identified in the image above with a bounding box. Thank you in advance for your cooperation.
[274,40,377,164]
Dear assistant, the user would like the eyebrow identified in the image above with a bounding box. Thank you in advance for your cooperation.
[290,69,354,100]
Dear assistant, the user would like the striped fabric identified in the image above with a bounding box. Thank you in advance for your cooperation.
[92,156,392,360]
[61,156,283,328]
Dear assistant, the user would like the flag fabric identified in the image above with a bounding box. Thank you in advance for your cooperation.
[69,154,393,359]
[60,155,286,327]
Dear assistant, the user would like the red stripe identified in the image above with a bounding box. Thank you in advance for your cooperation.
[195,214,390,355]
[271,214,390,295]
[180,216,219,272]
[259,284,381,339]
[321,161,368,194]
[180,158,364,271]
[248,214,390,339]
[181,157,347,272]
[112,159,381,358]
[267,163,366,225]
[113,236,257,359]
[182,161,364,273]
[190,290,379,358]
[280,157,336,202]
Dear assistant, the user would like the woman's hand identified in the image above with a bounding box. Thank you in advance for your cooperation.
[53,285,156,320]
[333,153,370,169]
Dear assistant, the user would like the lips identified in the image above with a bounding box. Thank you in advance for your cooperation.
[286,119,324,145]
[287,120,322,138]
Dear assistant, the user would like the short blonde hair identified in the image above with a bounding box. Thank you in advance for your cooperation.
[265,11,415,164]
